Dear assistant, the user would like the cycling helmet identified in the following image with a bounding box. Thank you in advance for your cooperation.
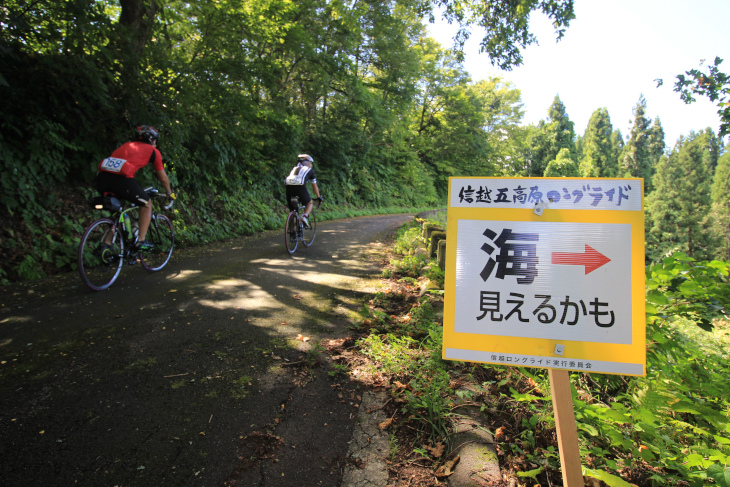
[297,154,314,164]
[135,125,160,144]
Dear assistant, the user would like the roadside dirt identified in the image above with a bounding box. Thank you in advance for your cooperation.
[0,213,412,487]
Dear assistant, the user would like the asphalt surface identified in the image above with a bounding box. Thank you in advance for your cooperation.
[0,213,413,487]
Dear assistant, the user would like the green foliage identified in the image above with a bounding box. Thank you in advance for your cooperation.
[619,95,665,193]
[544,147,579,177]
[579,108,620,178]
[646,131,719,261]
[358,333,420,377]
[711,152,730,259]
[401,368,453,445]
[361,219,730,486]
[646,252,730,331]
[392,220,427,255]
[422,0,575,70]
[667,56,730,137]
[0,0,726,285]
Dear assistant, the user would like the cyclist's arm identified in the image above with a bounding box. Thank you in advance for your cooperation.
[311,182,321,199]
[156,169,172,195]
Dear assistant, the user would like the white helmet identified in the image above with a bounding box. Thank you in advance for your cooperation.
[297,154,314,164]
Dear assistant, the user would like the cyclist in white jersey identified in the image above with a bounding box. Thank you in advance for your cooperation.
[285,154,322,227]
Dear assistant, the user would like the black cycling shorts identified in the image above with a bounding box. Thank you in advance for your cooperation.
[285,185,311,211]
[96,172,150,205]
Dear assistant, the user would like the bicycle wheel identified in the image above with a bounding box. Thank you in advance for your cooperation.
[302,212,316,247]
[78,218,124,291]
[284,211,299,254]
[140,214,175,272]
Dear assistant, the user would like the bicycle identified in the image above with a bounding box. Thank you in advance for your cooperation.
[284,197,322,255]
[78,188,176,291]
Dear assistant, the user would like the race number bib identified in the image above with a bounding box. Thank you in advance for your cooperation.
[100,157,127,173]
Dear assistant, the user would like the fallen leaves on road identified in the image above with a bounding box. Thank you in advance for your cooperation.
[425,442,445,458]
[295,334,310,342]
[435,455,459,478]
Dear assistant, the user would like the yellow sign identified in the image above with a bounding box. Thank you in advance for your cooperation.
[443,177,646,376]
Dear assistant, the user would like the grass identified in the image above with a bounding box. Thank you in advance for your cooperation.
[340,217,730,487]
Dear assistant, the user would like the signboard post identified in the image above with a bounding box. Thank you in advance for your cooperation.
[443,177,646,485]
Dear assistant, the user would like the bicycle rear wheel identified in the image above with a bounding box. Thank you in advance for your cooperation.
[302,212,316,247]
[284,211,299,254]
[140,214,175,272]
[78,218,124,291]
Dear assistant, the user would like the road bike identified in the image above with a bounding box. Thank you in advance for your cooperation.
[78,188,175,291]
[284,197,322,255]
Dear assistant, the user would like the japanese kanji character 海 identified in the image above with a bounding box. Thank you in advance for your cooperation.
[479,228,539,284]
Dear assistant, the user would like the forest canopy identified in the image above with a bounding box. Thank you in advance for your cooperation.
[0,0,728,281]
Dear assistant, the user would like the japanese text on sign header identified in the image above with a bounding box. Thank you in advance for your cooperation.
[450,178,643,211]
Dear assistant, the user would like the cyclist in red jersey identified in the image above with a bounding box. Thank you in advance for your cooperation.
[96,125,173,251]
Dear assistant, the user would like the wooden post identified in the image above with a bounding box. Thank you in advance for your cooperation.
[549,369,584,486]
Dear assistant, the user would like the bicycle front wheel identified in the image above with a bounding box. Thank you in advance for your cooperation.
[302,212,316,247]
[78,218,124,291]
[140,214,175,272]
[284,211,299,254]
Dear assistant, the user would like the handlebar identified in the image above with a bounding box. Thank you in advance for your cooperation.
[143,187,176,210]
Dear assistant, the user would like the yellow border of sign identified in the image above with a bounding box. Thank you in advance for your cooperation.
[443,177,646,376]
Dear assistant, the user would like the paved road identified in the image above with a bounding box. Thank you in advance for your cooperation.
[0,213,412,487]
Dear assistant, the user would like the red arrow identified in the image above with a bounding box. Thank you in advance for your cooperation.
[551,244,611,274]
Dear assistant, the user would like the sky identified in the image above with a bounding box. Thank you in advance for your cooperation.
[427,0,730,148]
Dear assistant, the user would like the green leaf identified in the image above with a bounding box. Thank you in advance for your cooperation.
[707,463,730,487]
[583,467,634,487]
[646,290,669,305]
[577,423,599,436]
[516,465,543,480]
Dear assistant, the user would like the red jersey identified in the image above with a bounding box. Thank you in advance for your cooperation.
[98,141,164,178]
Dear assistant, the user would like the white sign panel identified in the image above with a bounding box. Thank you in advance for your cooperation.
[454,220,632,344]
[443,177,646,376]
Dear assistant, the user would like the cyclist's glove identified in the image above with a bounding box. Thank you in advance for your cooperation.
[318,196,323,201]
[169,191,177,200]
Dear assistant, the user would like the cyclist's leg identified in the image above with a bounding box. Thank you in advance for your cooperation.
[285,185,302,211]
[116,179,151,241]
[99,173,151,243]
[297,188,313,219]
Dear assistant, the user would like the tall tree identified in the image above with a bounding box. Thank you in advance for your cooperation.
[645,131,718,261]
[579,107,618,177]
[711,150,730,259]
[620,95,654,193]
[544,147,579,177]
[647,117,666,170]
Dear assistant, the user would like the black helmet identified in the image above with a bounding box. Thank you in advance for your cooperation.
[135,125,160,144]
